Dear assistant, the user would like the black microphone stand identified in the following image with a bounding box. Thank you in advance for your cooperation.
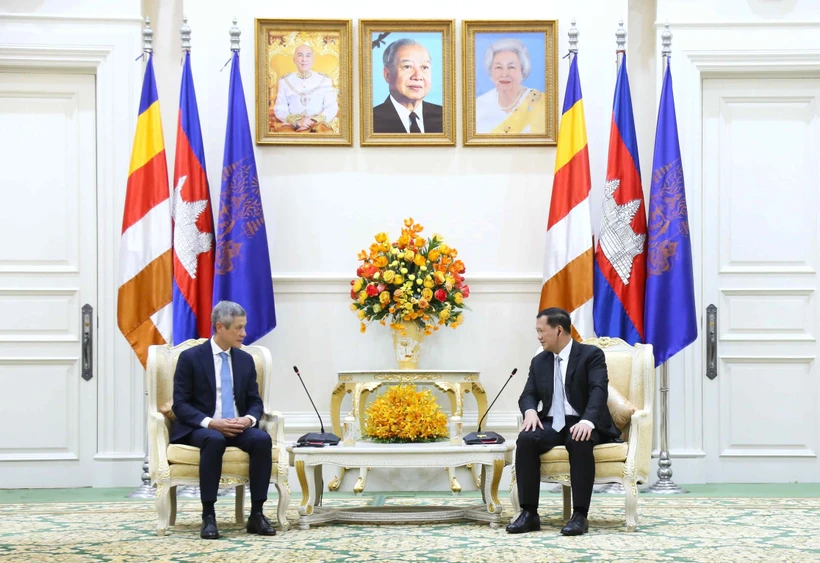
[293,366,340,446]
[464,368,517,445]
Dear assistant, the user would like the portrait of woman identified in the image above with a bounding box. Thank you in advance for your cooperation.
[462,21,557,146]
[475,38,545,135]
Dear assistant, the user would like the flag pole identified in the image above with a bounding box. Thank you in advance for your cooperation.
[644,22,686,495]
[128,17,158,500]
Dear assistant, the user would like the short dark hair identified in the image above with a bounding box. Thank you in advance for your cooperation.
[537,307,571,333]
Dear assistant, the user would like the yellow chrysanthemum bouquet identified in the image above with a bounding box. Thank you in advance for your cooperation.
[349,217,470,334]
[364,385,448,443]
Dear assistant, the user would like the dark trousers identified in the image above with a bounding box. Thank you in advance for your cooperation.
[515,415,600,513]
[175,427,272,503]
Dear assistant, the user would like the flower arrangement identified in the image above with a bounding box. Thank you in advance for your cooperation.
[364,385,448,443]
[349,217,470,334]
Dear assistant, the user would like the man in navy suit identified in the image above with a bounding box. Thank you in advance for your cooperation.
[507,307,620,536]
[171,301,275,539]
[373,38,443,134]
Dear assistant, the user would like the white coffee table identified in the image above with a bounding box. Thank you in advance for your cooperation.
[287,441,514,529]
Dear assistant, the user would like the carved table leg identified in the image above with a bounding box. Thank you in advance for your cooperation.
[295,460,318,530]
[446,467,461,494]
[354,467,370,494]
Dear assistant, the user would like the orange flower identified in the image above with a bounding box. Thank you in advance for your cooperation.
[357,250,368,261]
[375,232,388,243]
[374,255,388,268]
[414,253,426,267]
[397,233,411,248]
[404,217,414,227]
[427,250,440,262]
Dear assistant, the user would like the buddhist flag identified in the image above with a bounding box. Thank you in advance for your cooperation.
[172,50,215,344]
[539,54,594,340]
[593,54,647,345]
[117,55,172,367]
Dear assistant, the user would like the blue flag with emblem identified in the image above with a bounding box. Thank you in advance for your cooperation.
[213,50,276,343]
[644,60,696,367]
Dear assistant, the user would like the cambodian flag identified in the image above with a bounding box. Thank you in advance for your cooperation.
[213,50,276,343]
[172,51,215,344]
[593,55,647,345]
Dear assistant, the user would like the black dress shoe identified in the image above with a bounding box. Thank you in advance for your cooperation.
[200,514,219,539]
[246,512,276,536]
[506,509,541,534]
[560,512,589,536]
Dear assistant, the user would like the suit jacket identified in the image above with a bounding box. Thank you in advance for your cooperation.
[171,341,264,442]
[372,96,443,133]
[518,342,620,441]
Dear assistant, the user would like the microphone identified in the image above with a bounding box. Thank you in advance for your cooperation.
[293,365,340,447]
[464,368,517,445]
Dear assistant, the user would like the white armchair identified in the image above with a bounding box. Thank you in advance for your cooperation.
[146,338,290,536]
[510,337,655,531]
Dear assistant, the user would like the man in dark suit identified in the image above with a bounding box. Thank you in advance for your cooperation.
[507,307,620,536]
[373,38,443,133]
[171,301,275,539]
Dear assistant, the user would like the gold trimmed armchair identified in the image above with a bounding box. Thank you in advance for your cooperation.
[510,337,655,531]
[146,338,290,536]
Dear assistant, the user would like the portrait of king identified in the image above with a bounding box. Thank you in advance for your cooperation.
[266,31,342,134]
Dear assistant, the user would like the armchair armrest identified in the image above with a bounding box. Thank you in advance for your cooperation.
[623,409,652,481]
[148,411,172,484]
[260,409,286,445]
[516,412,524,431]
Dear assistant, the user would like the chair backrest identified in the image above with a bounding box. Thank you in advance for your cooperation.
[146,338,273,415]
[582,337,655,419]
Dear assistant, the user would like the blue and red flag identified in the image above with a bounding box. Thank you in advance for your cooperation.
[213,50,276,343]
[172,51,215,344]
[593,55,647,345]
[644,60,697,365]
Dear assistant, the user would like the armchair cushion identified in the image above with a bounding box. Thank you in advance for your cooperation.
[166,444,281,466]
[607,385,637,430]
[540,442,628,465]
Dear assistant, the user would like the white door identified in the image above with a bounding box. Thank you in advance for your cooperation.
[0,72,97,486]
[702,77,820,482]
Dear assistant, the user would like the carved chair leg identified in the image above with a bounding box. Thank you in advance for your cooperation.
[235,485,245,524]
[169,485,177,526]
[155,484,172,536]
[274,480,290,530]
[562,485,571,522]
[624,480,638,531]
[509,468,521,518]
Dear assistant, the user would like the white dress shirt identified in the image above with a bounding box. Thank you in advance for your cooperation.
[389,95,425,133]
[200,338,257,429]
[527,339,595,429]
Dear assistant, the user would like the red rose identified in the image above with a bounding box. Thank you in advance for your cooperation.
[350,289,358,299]
[461,285,470,298]
[455,281,462,290]
[366,284,379,297]
[434,289,447,302]
[362,264,378,279]
[356,267,363,277]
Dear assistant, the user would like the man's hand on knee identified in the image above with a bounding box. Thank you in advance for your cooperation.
[522,410,543,432]
[569,423,592,441]
[208,418,245,437]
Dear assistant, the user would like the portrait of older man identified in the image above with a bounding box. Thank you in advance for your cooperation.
[373,37,443,134]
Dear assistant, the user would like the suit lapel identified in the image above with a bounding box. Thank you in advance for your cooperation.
[198,342,216,396]
[565,341,581,394]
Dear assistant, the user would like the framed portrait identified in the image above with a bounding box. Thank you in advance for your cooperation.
[359,20,455,147]
[462,21,558,146]
[255,19,352,146]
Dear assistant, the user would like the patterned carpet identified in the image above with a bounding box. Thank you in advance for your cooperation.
[1,494,819,562]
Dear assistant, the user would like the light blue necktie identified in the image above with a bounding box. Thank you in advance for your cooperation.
[551,355,565,432]
[218,352,235,419]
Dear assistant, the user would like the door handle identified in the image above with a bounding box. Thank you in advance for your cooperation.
[706,304,717,380]
[82,304,93,381]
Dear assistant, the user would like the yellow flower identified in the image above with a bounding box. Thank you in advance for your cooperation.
[423,277,434,289]
[373,304,382,313]
[416,278,423,285]
[394,275,404,285]
[454,292,463,305]
[400,267,408,275]
[374,255,388,268]
[375,232,388,243]
[434,271,445,284]
[414,254,426,267]
[404,249,415,261]
[349,303,358,312]
[404,217,414,227]
[379,291,391,305]
[421,288,433,301]
[360,322,367,333]
[439,309,450,321]
[414,237,425,248]
[428,250,440,262]
[352,279,363,292]
[408,274,415,281]
[439,244,450,255]
[383,270,396,284]
[357,309,366,319]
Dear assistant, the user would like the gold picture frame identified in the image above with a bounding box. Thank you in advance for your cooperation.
[255,19,352,146]
[462,20,558,146]
[359,20,456,147]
